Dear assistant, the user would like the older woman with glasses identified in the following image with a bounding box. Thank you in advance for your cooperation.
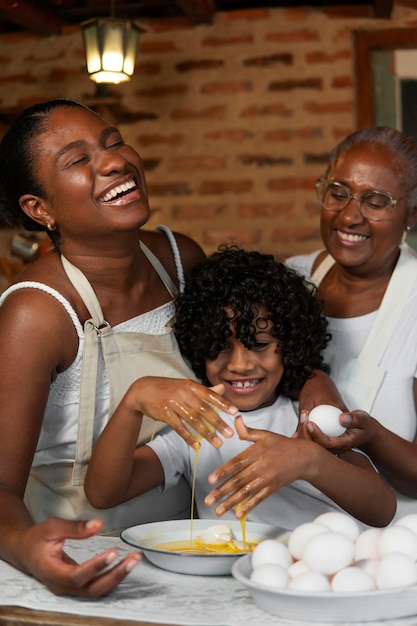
[286,125,417,521]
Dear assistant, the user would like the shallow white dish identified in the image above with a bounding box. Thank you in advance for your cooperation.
[232,553,417,622]
[121,519,286,576]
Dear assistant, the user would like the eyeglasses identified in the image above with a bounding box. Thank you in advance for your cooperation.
[315,179,402,222]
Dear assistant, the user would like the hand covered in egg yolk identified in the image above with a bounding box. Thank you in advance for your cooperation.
[125,377,237,449]
[205,415,317,518]
[204,414,396,527]
[297,408,379,455]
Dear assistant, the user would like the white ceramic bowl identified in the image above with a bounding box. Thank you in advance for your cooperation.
[120,519,286,576]
[232,553,417,622]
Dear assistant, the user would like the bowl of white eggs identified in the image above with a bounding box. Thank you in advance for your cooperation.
[232,512,417,622]
[121,519,287,576]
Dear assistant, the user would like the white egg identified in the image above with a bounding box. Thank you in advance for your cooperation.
[287,522,328,560]
[395,514,417,536]
[251,539,292,571]
[376,553,417,589]
[288,570,331,592]
[250,563,289,589]
[331,566,376,592]
[377,525,417,561]
[354,528,382,561]
[314,512,360,541]
[288,559,309,578]
[354,558,379,580]
[308,404,346,437]
[302,531,355,576]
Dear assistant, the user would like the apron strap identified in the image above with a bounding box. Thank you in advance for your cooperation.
[310,253,335,287]
[311,245,417,367]
[61,228,181,486]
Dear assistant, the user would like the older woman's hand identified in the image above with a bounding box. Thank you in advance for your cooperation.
[297,408,379,454]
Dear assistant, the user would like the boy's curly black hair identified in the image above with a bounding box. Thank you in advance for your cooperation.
[174,246,330,396]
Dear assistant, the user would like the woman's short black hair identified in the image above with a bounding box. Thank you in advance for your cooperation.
[174,246,330,395]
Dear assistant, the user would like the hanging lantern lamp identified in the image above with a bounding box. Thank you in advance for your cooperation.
[82,19,144,84]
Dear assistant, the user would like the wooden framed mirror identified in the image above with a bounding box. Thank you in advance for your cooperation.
[354,27,417,250]
[354,27,417,129]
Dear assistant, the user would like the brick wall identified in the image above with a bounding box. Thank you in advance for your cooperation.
[0,3,417,259]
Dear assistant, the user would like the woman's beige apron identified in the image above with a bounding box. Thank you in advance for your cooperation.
[311,245,417,413]
[311,245,417,520]
[25,240,197,533]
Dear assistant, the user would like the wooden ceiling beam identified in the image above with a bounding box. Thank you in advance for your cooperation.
[174,0,217,23]
[372,0,394,18]
[0,0,63,35]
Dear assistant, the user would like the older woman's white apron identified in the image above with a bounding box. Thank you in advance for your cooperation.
[311,245,417,414]
[311,245,417,521]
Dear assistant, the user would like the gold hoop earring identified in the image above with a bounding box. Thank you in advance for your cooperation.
[46,222,56,232]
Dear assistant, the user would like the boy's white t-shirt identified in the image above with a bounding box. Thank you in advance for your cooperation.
[148,395,366,531]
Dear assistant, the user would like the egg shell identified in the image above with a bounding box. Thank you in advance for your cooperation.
[251,539,292,571]
[395,514,417,536]
[354,528,382,561]
[331,566,376,592]
[308,404,346,437]
[314,512,360,541]
[250,563,289,589]
[377,525,417,561]
[376,553,417,589]
[302,531,355,576]
[288,571,331,592]
[287,522,329,560]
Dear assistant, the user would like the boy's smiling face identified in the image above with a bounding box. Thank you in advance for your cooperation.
[204,307,284,412]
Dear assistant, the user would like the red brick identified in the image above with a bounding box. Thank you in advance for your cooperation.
[224,9,269,21]
[265,128,323,141]
[199,180,253,194]
[172,204,227,220]
[266,29,319,43]
[238,203,294,218]
[171,106,226,120]
[304,101,354,114]
[306,50,351,63]
[202,35,253,47]
[241,104,292,117]
[138,134,184,146]
[268,78,322,91]
[135,85,188,97]
[331,76,354,89]
[203,229,262,246]
[204,129,254,142]
[268,177,316,191]
[176,59,224,72]
[272,226,320,243]
[171,157,226,171]
[243,53,293,68]
[202,81,253,95]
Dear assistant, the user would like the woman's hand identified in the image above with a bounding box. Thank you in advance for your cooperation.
[297,408,378,454]
[16,518,140,597]
[125,378,237,448]
[204,416,312,518]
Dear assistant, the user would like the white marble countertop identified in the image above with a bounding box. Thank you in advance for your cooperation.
[1,535,417,626]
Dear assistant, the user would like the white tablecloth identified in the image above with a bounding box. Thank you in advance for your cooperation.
[0,535,417,626]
